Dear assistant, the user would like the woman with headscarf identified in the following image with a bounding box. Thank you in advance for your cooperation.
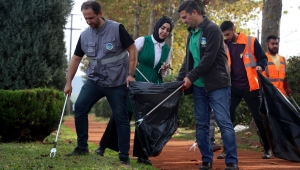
[134,16,173,83]
[95,16,173,165]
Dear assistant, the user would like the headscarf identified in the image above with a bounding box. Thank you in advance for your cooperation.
[153,16,173,43]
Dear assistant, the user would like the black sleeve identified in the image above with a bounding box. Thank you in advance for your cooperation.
[119,24,134,49]
[253,38,267,70]
[74,35,85,57]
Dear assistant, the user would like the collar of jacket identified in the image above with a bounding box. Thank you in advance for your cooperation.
[235,32,248,44]
[187,16,209,33]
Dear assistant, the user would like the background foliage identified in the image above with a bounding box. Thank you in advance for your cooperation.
[0,89,65,142]
[286,55,300,112]
[0,0,73,90]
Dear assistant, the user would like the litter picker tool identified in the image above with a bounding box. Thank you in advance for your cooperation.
[290,96,300,111]
[189,141,197,152]
[132,84,183,126]
[50,94,69,158]
[136,68,150,82]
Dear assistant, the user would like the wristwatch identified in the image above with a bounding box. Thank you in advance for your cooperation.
[128,73,135,78]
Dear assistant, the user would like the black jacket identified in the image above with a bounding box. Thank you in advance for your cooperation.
[176,17,230,94]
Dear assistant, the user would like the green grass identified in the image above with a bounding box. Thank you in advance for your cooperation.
[171,126,262,152]
[235,128,262,152]
[0,123,157,170]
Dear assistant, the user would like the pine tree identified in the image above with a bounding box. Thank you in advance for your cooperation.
[0,0,73,90]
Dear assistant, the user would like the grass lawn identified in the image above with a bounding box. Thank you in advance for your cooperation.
[172,126,263,152]
[0,117,157,170]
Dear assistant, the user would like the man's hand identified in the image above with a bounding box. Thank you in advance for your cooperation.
[183,77,192,89]
[64,83,72,97]
[286,88,293,96]
[126,75,135,87]
[256,66,262,73]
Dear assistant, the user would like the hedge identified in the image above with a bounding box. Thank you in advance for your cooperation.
[0,88,65,142]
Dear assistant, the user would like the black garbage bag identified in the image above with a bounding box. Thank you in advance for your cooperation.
[129,81,183,157]
[258,73,300,162]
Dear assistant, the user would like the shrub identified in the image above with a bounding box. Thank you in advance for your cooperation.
[0,88,65,142]
[286,56,300,111]
[94,98,112,118]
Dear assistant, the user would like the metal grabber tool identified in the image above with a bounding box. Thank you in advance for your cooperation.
[50,94,69,158]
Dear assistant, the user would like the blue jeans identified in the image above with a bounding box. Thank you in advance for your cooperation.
[74,79,130,159]
[193,85,238,164]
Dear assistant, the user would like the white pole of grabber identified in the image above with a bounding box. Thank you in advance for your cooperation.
[136,68,150,82]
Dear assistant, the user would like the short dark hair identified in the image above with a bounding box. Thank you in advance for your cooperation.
[220,21,234,32]
[177,0,202,15]
[81,0,101,15]
[266,35,279,43]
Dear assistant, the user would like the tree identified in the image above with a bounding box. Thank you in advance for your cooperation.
[286,56,300,110]
[0,0,73,90]
[261,0,282,51]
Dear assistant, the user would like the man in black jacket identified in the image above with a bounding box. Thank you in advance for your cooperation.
[177,1,238,170]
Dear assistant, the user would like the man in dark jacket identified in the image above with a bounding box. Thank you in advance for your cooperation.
[177,1,238,170]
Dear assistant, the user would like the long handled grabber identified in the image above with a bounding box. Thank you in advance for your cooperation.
[131,67,182,126]
[189,141,197,152]
[132,84,183,126]
[50,94,69,158]
[136,68,150,83]
[290,96,300,111]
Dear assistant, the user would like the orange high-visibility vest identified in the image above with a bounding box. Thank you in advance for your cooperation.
[262,53,286,95]
[224,43,231,71]
[234,33,258,91]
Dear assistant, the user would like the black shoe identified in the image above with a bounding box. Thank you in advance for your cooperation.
[212,143,221,152]
[199,162,212,170]
[120,157,130,165]
[65,147,89,156]
[217,150,226,159]
[224,163,239,170]
[137,157,152,165]
[95,145,105,156]
[262,149,272,159]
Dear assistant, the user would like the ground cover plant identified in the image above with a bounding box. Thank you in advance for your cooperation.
[0,119,157,170]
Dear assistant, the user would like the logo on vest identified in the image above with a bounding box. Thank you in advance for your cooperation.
[245,53,249,58]
[201,37,206,48]
[106,43,113,50]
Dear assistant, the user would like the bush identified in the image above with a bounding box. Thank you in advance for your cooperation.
[0,88,65,142]
[177,95,195,128]
[0,0,73,90]
[235,99,252,126]
[286,56,300,111]
[94,98,112,118]
[163,74,195,127]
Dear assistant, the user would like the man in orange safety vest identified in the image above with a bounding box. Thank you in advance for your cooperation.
[262,35,292,96]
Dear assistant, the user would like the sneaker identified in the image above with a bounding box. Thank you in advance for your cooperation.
[120,157,130,165]
[65,147,89,156]
[199,162,212,170]
[137,157,152,165]
[212,143,221,152]
[217,150,226,159]
[95,145,105,156]
[262,149,272,159]
[225,163,239,170]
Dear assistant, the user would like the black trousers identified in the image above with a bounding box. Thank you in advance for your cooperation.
[99,111,147,158]
[230,86,270,150]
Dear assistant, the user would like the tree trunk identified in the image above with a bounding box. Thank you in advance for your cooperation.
[148,0,158,35]
[165,0,184,74]
[133,2,141,40]
[261,0,282,52]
